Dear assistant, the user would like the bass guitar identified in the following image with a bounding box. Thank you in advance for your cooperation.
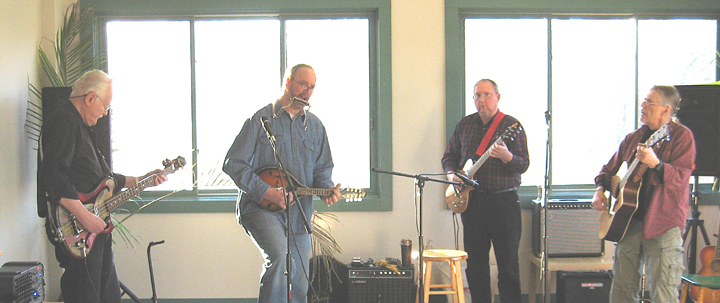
[256,167,365,212]
[599,124,668,242]
[444,123,521,213]
[689,220,720,302]
[46,156,186,259]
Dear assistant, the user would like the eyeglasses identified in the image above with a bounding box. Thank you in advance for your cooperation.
[473,92,496,100]
[642,99,660,107]
[292,79,315,91]
[70,93,111,113]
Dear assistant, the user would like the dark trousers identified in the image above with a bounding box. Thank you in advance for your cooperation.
[56,232,121,303]
[461,190,522,303]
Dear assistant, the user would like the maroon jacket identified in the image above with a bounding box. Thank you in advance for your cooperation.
[595,121,696,240]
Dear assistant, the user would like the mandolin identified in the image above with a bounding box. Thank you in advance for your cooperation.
[256,167,365,212]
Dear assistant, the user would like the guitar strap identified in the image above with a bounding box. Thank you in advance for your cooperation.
[475,111,505,156]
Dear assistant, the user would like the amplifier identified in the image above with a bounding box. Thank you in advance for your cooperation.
[532,199,605,258]
[347,265,415,303]
[0,262,44,303]
[556,270,612,303]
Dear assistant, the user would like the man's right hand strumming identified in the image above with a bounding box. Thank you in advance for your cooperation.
[592,187,608,211]
[262,187,294,211]
[59,198,107,233]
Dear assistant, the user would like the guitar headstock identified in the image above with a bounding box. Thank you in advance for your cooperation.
[501,122,522,141]
[163,156,187,173]
[340,188,366,202]
[646,123,670,148]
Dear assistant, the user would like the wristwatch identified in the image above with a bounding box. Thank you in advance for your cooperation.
[653,160,664,172]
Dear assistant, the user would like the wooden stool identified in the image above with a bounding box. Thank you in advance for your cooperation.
[421,249,468,303]
[680,274,720,303]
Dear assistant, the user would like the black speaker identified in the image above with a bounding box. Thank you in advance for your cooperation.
[675,85,720,177]
[532,199,604,258]
[0,262,44,303]
[347,265,415,303]
[556,270,612,303]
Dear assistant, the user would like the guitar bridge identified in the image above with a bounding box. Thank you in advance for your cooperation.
[69,216,85,235]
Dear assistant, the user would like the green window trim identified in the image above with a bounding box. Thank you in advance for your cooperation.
[82,0,393,213]
[446,0,720,206]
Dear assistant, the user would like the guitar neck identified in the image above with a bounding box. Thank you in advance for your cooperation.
[466,136,504,177]
[618,157,642,190]
[99,167,172,216]
[295,188,332,197]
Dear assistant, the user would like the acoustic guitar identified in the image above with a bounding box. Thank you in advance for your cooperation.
[689,220,720,302]
[256,167,365,212]
[46,156,185,259]
[444,123,521,213]
[598,124,668,242]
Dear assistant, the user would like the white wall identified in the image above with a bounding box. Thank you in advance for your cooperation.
[1,0,717,301]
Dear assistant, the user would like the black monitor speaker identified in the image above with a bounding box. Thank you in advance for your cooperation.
[675,85,720,177]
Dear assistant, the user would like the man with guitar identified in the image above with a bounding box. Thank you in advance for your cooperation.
[442,79,529,303]
[223,63,341,303]
[592,85,695,303]
[37,70,168,303]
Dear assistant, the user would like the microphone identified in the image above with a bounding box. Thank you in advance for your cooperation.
[454,172,481,190]
[260,116,275,142]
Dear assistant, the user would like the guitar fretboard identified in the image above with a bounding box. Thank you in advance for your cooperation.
[466,135,505,178]
[97,166,174,218]
[617,124,669,192]
[296,188,332,197]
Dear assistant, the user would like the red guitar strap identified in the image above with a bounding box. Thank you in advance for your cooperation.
[475,111,505,156]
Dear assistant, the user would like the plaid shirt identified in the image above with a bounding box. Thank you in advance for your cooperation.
[442,112,529,192]
[595,122,695,240]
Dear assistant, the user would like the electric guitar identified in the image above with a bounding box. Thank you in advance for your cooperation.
[46,156,186,259]
[444,123,521,213]
[598,124,668,242]
[256,167,365,212]
[689,220,720,302]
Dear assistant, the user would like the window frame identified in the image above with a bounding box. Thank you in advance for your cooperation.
[83,0,393,213]
[446,4,720,206]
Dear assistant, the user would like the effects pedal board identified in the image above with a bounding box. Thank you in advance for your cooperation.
[0,262,45,303]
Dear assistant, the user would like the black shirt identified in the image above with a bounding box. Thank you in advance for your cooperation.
[37,99,125,216]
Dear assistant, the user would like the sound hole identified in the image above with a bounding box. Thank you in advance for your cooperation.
[710,259,720,273]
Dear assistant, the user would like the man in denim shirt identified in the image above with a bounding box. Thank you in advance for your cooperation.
[223,64,341,303]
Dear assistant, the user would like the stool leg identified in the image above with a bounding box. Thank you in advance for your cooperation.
[449,261,459,303]
[424,261,433,303]
[453,261,465,303]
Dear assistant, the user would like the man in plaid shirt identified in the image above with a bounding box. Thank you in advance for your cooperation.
[442,79,529,303]
[592,85,695,303]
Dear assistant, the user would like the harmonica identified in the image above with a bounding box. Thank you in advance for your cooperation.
[292,97,310,107]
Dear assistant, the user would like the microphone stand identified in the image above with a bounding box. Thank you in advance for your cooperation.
[541,111,552,303]
[264,119,312,303]
[371,168,464,302]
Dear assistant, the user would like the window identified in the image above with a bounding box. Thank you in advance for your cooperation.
[463,17,717,188]
[104,13,388,211]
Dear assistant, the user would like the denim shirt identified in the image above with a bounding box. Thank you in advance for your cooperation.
[223,101,335,234]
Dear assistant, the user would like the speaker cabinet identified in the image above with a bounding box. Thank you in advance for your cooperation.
[676,85,720,176]
[532,199,604,258]
[0,262,44,303]
[347,265,415,303]
[556,270,612,303]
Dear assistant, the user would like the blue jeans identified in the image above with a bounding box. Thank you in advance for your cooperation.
[610,220,684,303]
[242,209,311,303]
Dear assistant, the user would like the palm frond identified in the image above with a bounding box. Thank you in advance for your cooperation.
[309,211,343,294]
